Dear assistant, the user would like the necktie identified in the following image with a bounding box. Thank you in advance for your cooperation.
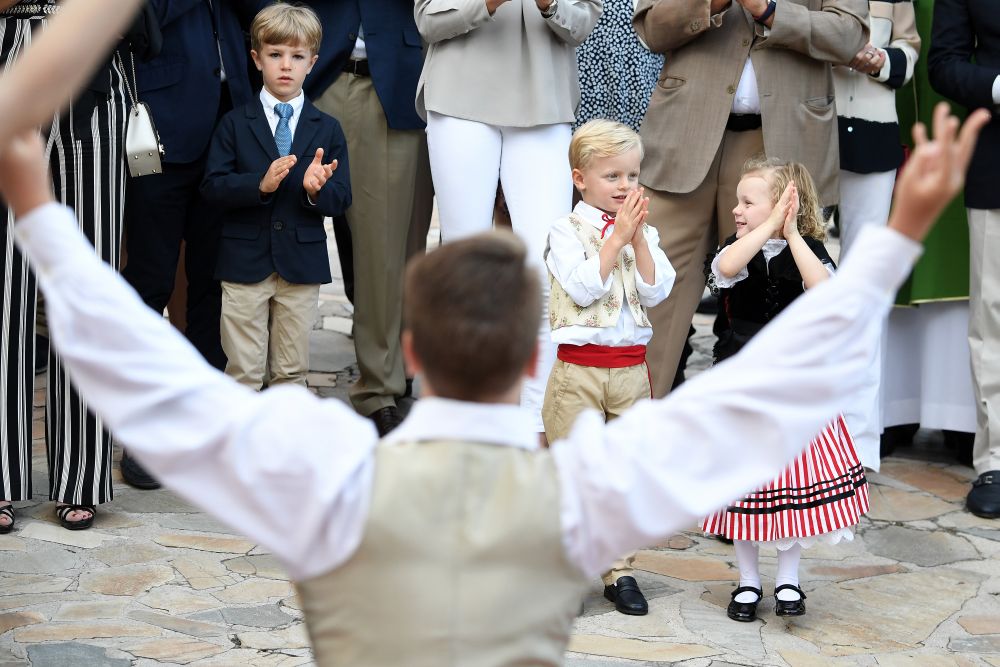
[600,213,615,239]
[274,103,293,157]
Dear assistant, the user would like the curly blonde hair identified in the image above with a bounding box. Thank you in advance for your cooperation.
[741,155,826,241]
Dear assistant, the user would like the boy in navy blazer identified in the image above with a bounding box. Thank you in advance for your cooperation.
[202,2,350,391]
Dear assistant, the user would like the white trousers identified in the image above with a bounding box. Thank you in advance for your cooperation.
[838,169,896,468]
[426,112,573,431]
[968,207,1000,474]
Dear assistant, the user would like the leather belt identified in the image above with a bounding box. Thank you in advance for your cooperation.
[726,114,763,132]
[342,59,370,77]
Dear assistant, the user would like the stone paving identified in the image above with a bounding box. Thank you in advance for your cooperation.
[1,226,999,666]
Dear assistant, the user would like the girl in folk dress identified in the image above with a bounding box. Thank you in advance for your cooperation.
[702,157,870,622]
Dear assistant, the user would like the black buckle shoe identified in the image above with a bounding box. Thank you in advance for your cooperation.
[603,576,648,616]
[726,586,762,622]
[967,470,1000,519]
[369,406,403,437]
[121,450,161,490]
[774,584,807,616]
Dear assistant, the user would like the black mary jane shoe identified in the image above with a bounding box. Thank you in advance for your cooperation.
[774,584,807,617]
[726,586,762,622]
[603,576,649,616]
[0,504,14,534]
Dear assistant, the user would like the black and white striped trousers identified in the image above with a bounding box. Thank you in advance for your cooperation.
[0,17,127,505]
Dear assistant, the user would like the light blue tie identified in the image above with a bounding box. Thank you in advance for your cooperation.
[274,103,293,157]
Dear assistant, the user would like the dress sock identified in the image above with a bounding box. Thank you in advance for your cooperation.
[733,540,761,602]
[775,544,803,601]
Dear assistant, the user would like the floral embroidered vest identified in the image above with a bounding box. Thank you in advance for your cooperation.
[549,213,650,331]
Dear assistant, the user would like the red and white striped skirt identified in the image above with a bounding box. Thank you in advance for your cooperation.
[702,415,870,543]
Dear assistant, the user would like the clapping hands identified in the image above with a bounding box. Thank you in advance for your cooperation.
[303,148,338,198]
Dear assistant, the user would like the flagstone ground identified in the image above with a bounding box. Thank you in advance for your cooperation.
[1,224,996,666]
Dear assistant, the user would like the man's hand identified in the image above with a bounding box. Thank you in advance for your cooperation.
[849,44,886,75]
[710,0,732,14]
[888,102,990,242]
[0,131,52,219]
[303,148,338,198]
[260,155,297,194]
[486,0,510,15]
[736,0,772,26]
[535,0,552,12]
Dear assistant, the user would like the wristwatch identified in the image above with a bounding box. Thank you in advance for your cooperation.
[753,0,776,25]
[541,0,558,18]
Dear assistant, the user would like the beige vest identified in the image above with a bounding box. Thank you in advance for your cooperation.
[549,214,651,331]
[296,440,588,667]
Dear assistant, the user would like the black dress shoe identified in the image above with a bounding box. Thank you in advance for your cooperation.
[370,406,403,437]
[967,470,1000,519]
[774,584,807,617]
[603,576,648,615]
[120,450,161,490]
[726,585,762,622]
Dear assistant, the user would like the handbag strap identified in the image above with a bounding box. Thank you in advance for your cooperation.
[115,51,139,109]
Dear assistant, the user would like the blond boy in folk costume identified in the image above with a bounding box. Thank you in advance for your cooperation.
[0,31,987,660]
[542,120,675,614]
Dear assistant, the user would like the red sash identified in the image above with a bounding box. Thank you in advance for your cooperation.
[556,343,647,368]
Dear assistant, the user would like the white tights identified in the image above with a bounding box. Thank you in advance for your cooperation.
[733,540,803,602]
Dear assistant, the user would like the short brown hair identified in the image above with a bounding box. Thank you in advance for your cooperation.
[742,155,826,241]
[404,232,540,401]
[251,2,322,54]
[569,119,644,170]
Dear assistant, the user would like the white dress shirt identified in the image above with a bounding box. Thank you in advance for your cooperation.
[14,203,920,581]
[260,88,305,138]
[546,201,675,346]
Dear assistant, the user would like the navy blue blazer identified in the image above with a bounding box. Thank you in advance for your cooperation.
[201,97,352,285]
[140,0,259,164]
[303,1,424,130]
[928,0,1000,209]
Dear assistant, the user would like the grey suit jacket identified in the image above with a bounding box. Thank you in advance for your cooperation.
[415,0,602,127]
[634,0,868,205]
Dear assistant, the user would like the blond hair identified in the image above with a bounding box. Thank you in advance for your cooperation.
[569,119,644,170]
[741,155,826,241]
[251,2,322,54]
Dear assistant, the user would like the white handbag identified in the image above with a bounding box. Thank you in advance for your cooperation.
[117,52,164,177]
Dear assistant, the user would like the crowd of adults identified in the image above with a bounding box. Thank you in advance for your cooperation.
[0,0,996,534]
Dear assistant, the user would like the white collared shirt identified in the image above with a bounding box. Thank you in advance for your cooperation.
[14,203,922,582]
[546,201,675,346]
[259,88,305,139]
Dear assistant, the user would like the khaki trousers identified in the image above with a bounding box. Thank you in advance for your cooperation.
[221,275,318,391]
[541,359,650,583]
[315,74,423,415]
[643,128,764,397]
[968,208,1000,474]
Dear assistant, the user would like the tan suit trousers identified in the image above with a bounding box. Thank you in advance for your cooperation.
[315,74,424,415]
[542,359,651,584]
[643,128,764,397]
[968,208,1000,474]
[221,275,318,391]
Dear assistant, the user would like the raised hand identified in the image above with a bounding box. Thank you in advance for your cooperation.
[849,43,885,75]
[260,155,297,194]
[303,148,338,198]
[888,102,991,242]
[0,131,52,219]
[780,182,800,240]
[609,189,648,249]
[763,181,795,235]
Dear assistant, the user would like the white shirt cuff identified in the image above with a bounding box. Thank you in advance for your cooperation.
[12,203,83,280]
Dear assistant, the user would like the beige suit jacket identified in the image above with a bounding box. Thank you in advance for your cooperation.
[415,0,602,127]
[634,0,868,205]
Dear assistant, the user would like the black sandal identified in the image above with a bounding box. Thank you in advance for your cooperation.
[727,585,762,622]
[56,504,96,531]
[774,584,807,617]
[0,504,14,534]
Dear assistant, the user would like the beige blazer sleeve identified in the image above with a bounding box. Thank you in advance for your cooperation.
[760,0,869,65]
[414,0,494,44]
[542,0,604,46]
[633,0,719,54]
